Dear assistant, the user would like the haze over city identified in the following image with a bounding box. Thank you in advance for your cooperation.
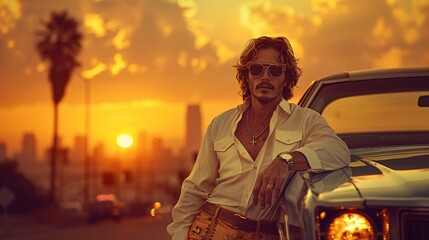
[1,0,429,158]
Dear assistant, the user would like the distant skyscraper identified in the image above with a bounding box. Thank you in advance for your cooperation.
[185,104,202,154]
[137,131,148,157]
[152,137,164,155]
[151,137,177,179]
[21,132,37,162]
[72,135,87,163]
[92,143,106,163]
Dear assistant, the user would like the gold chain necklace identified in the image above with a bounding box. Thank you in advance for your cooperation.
[246,109,270,147]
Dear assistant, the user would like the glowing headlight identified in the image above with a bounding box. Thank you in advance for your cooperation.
[327,212,375,240]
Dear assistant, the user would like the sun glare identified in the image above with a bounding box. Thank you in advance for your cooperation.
[116,133,133,149]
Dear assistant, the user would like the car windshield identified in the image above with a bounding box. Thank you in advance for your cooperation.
[323,91,428,133]
[311,76,429,148]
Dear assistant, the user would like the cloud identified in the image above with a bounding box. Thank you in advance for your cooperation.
[311,0,342,14]
[0,0,21,34]
[0,0,240,108]
[371,17,393,48]
[1,0,428,108]
[373,47,404,68]
[240,0,428,85]
[83,13,106,37]
[2,0,428,155]
[82,62,107,79]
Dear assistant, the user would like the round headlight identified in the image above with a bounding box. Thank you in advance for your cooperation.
[327,212,375,240]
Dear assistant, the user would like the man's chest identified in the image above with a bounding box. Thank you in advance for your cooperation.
[235,119,270,160]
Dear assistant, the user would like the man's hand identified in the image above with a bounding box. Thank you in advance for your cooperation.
[252,158,289,209]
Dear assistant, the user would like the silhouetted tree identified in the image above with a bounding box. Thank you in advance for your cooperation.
[35,11,82,204]
[0,161,49,213]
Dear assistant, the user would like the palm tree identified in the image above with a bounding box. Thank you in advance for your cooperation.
[35,11,82,204]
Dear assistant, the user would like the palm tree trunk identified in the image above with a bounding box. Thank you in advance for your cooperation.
[49,102,58,204]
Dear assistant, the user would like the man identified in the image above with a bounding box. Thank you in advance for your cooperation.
[167,36,350,240]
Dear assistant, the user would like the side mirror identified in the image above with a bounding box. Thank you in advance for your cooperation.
[418,95,429,107]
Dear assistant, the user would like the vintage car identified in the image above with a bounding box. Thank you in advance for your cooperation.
[279,67,429,240]
[86,194,126,223]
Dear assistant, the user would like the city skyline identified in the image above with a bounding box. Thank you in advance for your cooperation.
[3,129,186,204]
[1,103,203,204]
[0,102,204,162]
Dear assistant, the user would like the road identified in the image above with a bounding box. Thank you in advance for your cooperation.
[1,215,172,240]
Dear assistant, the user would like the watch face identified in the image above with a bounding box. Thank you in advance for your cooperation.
[280,152,293,160]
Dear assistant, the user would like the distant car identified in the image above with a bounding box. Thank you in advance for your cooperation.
[278,67,429,239]
[86,194,125,223]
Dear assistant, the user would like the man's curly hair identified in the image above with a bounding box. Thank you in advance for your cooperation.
[234,36,302,101]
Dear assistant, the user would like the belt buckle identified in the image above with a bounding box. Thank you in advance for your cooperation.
[232,213,247,230]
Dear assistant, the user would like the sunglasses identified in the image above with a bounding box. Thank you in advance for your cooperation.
[247,62,286,78]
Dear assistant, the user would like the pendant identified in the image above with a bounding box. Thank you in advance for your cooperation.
[250,136,257,146]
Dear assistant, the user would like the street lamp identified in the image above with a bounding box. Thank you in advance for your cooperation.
[79,64,107,204]
[75,73,91,205]
[84,78,90,204]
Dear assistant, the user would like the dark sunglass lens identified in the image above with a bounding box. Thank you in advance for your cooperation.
[249,64,263,76]
[269,65,283,77]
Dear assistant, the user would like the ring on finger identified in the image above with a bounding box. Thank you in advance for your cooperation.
[266,184,274,189]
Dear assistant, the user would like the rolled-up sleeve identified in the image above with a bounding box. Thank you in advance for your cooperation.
[167,120,219,240]
[295,109,350,173]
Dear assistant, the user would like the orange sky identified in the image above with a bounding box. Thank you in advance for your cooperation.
[1,0,429,157]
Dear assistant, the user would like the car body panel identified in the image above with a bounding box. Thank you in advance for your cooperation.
[319,147,429,201]
[280,67,429,240]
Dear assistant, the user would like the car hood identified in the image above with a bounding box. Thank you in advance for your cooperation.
[310,146,429,205]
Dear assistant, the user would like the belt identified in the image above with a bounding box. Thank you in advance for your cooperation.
[202,202,278,235]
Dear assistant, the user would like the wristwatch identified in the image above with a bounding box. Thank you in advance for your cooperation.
[277,152,294,170]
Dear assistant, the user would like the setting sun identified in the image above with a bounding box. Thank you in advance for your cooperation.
[116,133,133,149]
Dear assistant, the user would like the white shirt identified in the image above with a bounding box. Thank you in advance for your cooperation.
[167,99,350,240]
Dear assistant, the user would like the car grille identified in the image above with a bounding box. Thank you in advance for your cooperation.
[401,211,429,240]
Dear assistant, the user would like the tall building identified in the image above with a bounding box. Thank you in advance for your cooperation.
[180,104,202,172]
[137,131,149,157]
[21,132,37,162]
[72,135,87,163]
[185,104,202,155]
